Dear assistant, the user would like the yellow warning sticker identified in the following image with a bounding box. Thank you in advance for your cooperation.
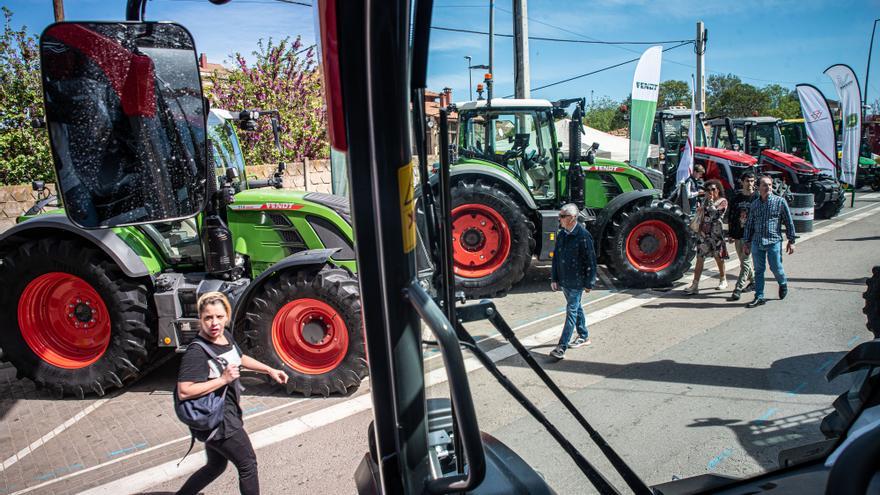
[398,162,416,253]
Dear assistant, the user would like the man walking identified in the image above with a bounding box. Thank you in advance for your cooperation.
[550,204,597,360]
[727,172,756,301]
[742,176,797,308]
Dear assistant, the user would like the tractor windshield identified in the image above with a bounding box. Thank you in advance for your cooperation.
[458,108,556,198]
[746,123,783,155]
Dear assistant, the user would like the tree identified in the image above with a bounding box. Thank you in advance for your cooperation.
[658,80,690,109]
[0,8,52,186]
[207,37,328,166]
[705,73,769,117]
[761,84,801,119]
[584,96,627,132]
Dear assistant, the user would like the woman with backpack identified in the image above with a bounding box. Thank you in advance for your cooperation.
[176,292,288,495]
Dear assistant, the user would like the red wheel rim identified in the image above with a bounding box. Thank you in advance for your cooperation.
[271,298,349,375]
[451,203,512,278]
[17,272,111,369]
[624,220,678,273]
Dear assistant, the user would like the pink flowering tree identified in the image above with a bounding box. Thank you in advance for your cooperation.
[0,8,52,185]
[207,36,329,166]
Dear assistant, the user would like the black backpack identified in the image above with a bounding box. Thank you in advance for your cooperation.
[173,339,243,464]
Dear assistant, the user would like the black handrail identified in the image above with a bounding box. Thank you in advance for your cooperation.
[405,282,486,494]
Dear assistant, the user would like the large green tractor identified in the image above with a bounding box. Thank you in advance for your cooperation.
[443,98,693,297]
[0,23,365,398]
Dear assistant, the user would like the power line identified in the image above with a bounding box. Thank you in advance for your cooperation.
[507,41,693,97]
[431,26,692,45]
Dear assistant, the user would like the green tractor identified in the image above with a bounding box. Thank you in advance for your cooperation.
[443,98,693,297]
[0,23,365,398]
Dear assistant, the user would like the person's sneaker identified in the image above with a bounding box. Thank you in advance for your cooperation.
[550,346,566,360]
[717,279,729,290]
[744,281,755,292]
[570,337,592,348]
[746,297,766,308]
[779,284,788,300]
[728,290,741,301]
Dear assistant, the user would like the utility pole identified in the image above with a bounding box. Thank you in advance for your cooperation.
[695,21,706,112]
[513,0,530,99]
[488,0,494,102]
[53,0,65,22]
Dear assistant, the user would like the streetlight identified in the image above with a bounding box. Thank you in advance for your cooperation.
[468,63,490,102]
[464,55,472,100]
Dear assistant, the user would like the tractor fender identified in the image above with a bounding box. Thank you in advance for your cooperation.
[0,215,150,278]
[428,165,538,210]
[591,189,659,243]
[230,248,339,328]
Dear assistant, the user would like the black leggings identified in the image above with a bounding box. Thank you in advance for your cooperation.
[177,427,259,495]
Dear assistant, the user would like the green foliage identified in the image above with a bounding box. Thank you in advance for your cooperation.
[658,80,691,109]
[0,8,52,186]
[207,37,329,166]
[584,96,627,132]
[705,74,801,119]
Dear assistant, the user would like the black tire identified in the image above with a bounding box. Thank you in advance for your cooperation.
[871,177,880,191]
[864,266,880,339]
[239,265,366,397]
[816,189,845,219]
[0,238,155,398]
[450,178,535,299]
[603,199,694,288]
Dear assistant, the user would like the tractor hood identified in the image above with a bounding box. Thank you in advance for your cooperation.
[694,146,757,166]
[230,188,352,224]
[761,149,821,174]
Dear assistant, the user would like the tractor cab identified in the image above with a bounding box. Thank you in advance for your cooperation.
[709,116,786,157]
[457,99,559,200]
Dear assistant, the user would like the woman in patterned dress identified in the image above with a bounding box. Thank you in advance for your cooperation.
[684,179,729,294]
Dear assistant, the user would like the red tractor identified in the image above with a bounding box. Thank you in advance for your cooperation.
[708,117,845,218]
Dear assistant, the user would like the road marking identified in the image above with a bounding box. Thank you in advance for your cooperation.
[0,398,109,473]
[18,200,880,495]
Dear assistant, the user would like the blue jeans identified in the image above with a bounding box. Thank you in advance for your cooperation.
[558,287,589,350]
[751,241,787,300]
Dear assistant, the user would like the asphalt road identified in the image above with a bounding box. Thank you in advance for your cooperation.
[1,192,878,495]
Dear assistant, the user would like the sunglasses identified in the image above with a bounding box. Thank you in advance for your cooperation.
[558,214,572,219]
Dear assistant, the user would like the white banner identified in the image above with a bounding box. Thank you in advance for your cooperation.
[824,64,862,185]
[796,84,837,178]
[676,78,695,185]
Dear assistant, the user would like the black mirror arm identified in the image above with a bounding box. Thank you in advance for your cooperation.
[404,282,486,494]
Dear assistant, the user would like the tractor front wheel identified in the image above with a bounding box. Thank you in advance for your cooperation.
[450,179,534,298]
[0,238,155,398]
[816,188,845,219]
[240,266,366,397]
[865,266,880,339]
[603,199,694,288]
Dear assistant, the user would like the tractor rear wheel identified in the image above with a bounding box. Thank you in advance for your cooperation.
[603,199,694,288]
[240,266,366,397]
[0,238,155,398]
[450,179,534,298]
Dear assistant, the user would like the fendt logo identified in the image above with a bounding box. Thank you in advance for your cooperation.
[636,81,658,91]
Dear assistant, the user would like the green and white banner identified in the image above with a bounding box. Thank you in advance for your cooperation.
[629,45,663,168]
[824,64,862,185]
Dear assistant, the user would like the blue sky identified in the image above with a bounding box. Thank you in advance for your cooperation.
[5,0,880,105]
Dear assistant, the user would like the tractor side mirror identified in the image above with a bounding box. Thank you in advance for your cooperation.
[39,21,207,228]
[591,142,600,150]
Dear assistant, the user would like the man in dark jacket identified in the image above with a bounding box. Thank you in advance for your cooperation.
[550,203,598,360]
[726,172,756,301]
